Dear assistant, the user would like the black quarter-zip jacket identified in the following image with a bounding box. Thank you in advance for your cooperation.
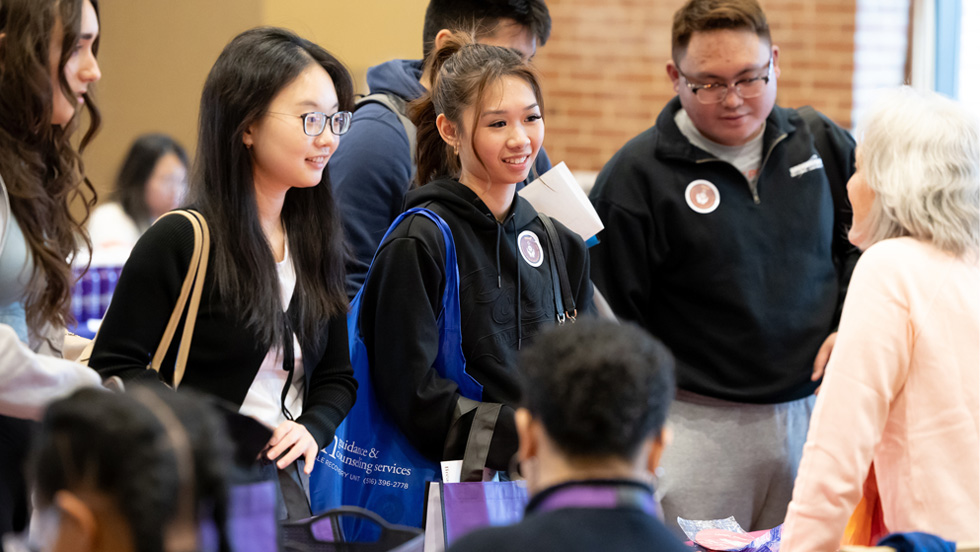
[590,97,858,404]
[358,178,594,468]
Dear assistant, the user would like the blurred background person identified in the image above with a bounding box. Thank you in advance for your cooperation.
[86,133,188,264]
[73,134,188,337]
[781,87,979,551]
[449,319,687,552]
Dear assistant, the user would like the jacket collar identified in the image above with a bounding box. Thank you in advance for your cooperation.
[405,178,539,231]
[653,96,800,162]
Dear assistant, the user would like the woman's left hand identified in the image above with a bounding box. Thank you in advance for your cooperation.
[264,420,318,474]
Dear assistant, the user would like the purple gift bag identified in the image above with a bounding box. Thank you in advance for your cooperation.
[435,481,528,546]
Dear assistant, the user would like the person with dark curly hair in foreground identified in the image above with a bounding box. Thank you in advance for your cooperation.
[448,319,688,552]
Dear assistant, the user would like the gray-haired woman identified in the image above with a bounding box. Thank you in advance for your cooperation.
[781,87,979,550]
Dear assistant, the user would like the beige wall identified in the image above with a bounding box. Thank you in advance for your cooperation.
[82,0,428,203]
[534,0,860,173]
[262,0,429,90]
[82,0,261,200]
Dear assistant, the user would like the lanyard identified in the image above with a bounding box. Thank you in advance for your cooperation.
[280,314,295,421]
[529,480,660,519]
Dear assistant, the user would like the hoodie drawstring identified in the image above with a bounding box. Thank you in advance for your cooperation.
[495,223,503,289]
[514,217,523,350]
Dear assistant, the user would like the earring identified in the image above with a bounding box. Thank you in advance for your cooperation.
[453,142,459,156]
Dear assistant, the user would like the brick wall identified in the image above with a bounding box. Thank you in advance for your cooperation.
[534,0,861,174]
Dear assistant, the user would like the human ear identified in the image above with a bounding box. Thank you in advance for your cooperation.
[52,490,98,552]
[436,113,459,151]
[771,45,781,79]
[646,425,673,474]
[433,29,454,53]
[666,60,681,93]
[515,408,537,463]
[242,127,254,149]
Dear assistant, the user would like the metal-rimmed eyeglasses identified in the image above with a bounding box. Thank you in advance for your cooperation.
[268,110,353,136]
[678,56,773,104]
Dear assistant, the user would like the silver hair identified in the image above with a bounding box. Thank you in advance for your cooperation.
[852,86,979,258]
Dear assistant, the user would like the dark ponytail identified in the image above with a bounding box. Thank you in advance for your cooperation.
[408,32,544,187]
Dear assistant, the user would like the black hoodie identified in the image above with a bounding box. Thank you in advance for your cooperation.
[358,178,594,469]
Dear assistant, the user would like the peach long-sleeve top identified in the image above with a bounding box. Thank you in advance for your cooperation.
[781,237,979,551]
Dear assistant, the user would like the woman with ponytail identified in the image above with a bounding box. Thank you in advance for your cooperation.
[356,33,594,473]
[0,0,103,537]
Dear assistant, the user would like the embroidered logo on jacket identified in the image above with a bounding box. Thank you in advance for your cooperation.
[685,180,721,214]
[518,231,544,268]
[789,154,825,178]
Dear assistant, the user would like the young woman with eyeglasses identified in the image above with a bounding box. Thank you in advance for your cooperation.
[89,27,357,519]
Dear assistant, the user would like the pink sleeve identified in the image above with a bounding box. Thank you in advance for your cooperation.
[780,246,912,552]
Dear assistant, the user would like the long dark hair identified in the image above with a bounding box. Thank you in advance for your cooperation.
[111,133,188,229]
[30,387,233,552]
[409,32,544,187]
[190,27,353,347]
[0,0,102,336]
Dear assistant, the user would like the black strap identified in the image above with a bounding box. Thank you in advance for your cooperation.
[545,235,565,324]
[797,106,851,243]
[797,106,860,327]
[460,402,502,482]
[537,213,576,323]
[446,396,504,481]
[280,314,295,422]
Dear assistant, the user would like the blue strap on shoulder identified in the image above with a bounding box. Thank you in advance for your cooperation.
[349,207,483,401]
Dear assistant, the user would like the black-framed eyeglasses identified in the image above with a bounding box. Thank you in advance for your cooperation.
[268,111,352,136]
[678,56,773,104]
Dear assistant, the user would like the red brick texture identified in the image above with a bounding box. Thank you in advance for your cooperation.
[534,0,859,173]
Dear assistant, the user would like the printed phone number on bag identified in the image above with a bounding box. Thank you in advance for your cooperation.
[362,478,409,490]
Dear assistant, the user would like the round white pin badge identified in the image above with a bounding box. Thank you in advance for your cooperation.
[685,179,721,214]
[518,231,544,268]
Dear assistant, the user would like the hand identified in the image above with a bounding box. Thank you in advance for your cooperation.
[263,420,318,474]
[811,332,837,393]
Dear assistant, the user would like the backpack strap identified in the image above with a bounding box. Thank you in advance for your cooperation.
[797,105,852,243]
[356,92,418,184]
[537,213,576,324]
[797,106,860,327]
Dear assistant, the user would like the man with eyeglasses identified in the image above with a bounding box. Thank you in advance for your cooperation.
[589,0,858,537]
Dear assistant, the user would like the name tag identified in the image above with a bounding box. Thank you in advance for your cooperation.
[790,154,825,177]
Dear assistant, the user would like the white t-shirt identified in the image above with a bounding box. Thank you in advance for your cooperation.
[675,109,766,187]
[238,239,305,430]
[85,202,143,267]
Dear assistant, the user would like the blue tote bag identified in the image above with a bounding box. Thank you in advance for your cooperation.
[310,208,483,529]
